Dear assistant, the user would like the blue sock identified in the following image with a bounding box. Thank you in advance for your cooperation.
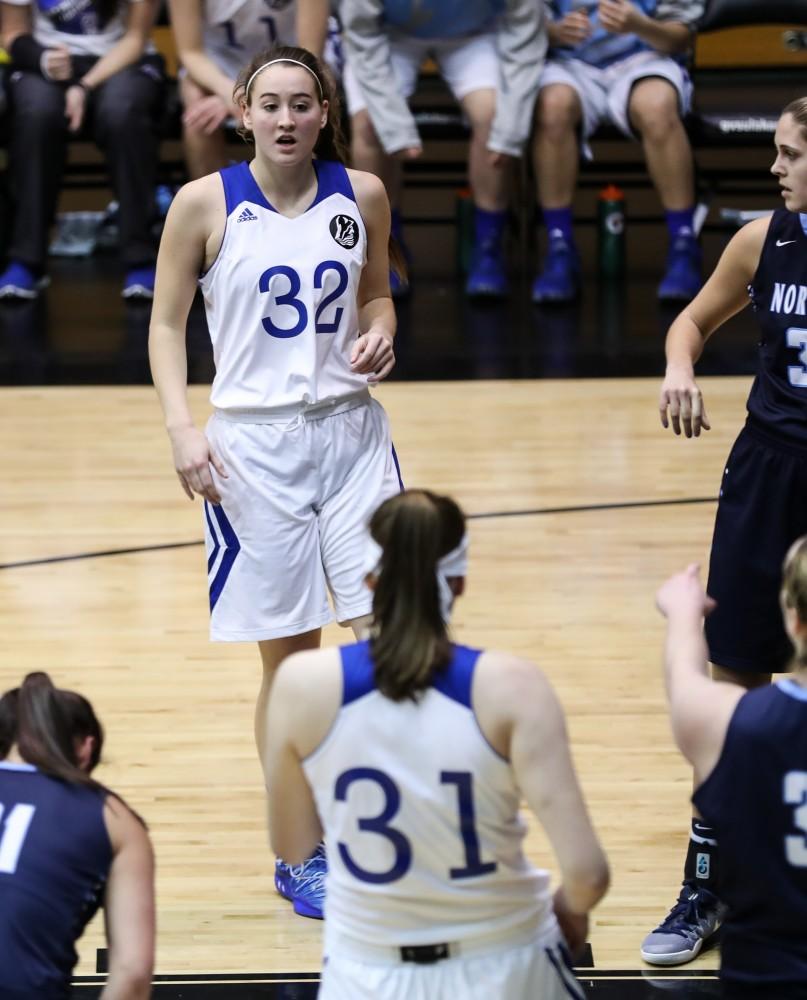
[473,207,507,250]
[666,207,695,241]
[543,207,574,245]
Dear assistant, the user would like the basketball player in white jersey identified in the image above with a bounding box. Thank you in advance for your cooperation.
[264,489,610,998]
[169,0,331,177]
[148,45,402,918]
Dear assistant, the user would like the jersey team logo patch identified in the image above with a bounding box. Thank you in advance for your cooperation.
[330,214,359,249]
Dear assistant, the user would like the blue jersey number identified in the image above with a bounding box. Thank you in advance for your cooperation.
[0,802,36,875]
[221,15,276,49]
[334,768,498,885]
[258,261,348,339]
[786,328,807,388]
[784,771,807,867]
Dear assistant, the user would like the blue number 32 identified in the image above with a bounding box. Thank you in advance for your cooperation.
[334,767,497,885]
[258,261,348,339]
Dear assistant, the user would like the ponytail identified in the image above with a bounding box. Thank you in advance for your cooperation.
[369,490,465,701]
[2,673,104,792]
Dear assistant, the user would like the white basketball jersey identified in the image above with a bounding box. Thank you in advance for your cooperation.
[304,642,555,946]
[203,0,296,79]
[200,159,370,411]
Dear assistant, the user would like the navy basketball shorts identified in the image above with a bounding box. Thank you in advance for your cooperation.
[705,422,807,675]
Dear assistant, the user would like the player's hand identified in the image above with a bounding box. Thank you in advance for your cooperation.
[553,887,589,961]
[655,564,717,620]
[555,10,593,46]
[168,426,228,504]
[598,0,639,34]
[183,94,232,135]
[43,45,73,81]
[659,365,711,438]
[350,330,395,382]
[394,146,422,161]
[487,150,512,169]
[64,85,87,133]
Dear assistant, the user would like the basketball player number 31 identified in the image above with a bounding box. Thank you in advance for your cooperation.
[334,768,497,884]
[258,261,348,339]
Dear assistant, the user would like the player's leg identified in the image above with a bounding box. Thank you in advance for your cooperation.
[531,73,586,303]
[343,44,419,296]
[318,401,402,633]
[439,33,509,297]
[641,427,801,966]
[179,74,232,180]
[619,61,699,301]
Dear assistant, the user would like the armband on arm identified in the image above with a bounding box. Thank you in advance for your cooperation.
[9,34,48,75]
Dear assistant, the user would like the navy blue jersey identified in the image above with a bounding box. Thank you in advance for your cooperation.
[0,762,112,998]
[746,210,807,446]
[693,680,807,986]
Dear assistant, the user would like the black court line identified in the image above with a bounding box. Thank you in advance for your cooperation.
[72,970,724,999]
[0,496,717,572]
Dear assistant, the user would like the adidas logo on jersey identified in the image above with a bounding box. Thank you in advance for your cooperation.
[330,214,359,249]
[237,207,258,223]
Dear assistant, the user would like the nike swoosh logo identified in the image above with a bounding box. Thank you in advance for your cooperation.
[777,239,797,246]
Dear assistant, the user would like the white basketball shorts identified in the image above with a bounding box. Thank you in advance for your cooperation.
[539,49,692,158]
[318,934,584,1000]
[203,396,402,642]
[343,30,500,116]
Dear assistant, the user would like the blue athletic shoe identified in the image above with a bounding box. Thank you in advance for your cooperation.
[122,266,156,300]
[465,243,508,297]
[0,260,49,300]
[657,235,702,302]
[532,237,580,303]
[274,844,326,919]
[640,882,727,966]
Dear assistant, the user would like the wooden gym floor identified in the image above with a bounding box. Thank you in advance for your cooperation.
[1,377,755,997]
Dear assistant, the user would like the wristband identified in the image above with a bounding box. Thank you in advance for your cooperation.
[75,79,92,95]
[9,34,47,75]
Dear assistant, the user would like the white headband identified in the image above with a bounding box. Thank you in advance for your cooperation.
[363,533,469,624]
[245,58,324,101]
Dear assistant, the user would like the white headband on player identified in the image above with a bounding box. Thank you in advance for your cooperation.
[244,58,324,101]
[363,533,469,624]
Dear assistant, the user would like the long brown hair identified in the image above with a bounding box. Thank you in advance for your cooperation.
[783,97,807,141]
[233,45,349,163]
[783,536,807,666]
[0,672,104,792]
[369,490,466,701]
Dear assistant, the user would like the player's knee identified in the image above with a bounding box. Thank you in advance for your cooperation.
[535,85,579,136]
[630,86,680,139]
[351,111,383,154]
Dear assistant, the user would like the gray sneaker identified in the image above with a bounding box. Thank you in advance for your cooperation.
[641,882,727,966]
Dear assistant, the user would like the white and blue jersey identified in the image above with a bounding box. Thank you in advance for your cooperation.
[547,0,701,66]
[304,642,554,947]
[378,0,506,39]
[201,158,370,412]
[0,762,111,999]
[693,680,807,988]
[3,0,146,57]
[202,0,297,80]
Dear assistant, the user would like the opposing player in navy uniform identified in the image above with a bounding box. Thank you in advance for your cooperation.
[654,547,807,997]
[264,489,610,999]
[0,672,155,999]
[149,45,401,919]
[643,96,807,965]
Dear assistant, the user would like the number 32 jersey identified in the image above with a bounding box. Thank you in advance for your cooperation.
[303,642,555,946]
[201,159,370,412]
